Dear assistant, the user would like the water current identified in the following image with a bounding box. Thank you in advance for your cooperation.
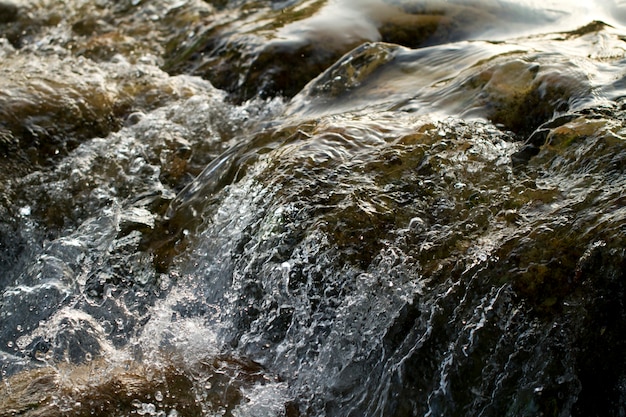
[0,0,625,416]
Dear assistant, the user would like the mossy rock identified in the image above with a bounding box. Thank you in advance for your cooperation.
[0,353,278,417]
[0,51,212,171]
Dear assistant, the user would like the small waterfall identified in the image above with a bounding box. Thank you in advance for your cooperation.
[0,1,625,416]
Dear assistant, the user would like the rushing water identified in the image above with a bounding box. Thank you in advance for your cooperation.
[0,0,625,416]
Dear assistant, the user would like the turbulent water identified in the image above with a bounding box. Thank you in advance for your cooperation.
[0,0,625,416]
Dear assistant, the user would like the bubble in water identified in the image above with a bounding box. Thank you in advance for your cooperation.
[155,390,164,402]
[100,320,113,335]
[143,403,156,415]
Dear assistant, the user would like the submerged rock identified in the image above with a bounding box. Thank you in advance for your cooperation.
[162,0,567,103]
[157,96,625,416]
[289,21,624,138]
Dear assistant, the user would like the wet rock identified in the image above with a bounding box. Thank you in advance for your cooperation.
[0,1,625,415]
[0,53,213,170]
[297,42,398,100]
[164,0,476,102]
[71,16,111,37]
[511,114,581,167]
[162,0,575,103]
[159,93,625,415]
[0,1,17,24]
[163,0,353,102]
[289,23,623,137]
[0,352,278,417]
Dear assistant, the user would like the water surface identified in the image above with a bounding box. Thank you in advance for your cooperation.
[0,1,625,416]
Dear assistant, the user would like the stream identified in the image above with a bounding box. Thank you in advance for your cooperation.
[0,1,625,416]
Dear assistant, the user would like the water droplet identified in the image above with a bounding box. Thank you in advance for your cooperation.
[16,324,22,332]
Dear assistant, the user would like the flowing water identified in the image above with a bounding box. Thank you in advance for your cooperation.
[0,0,625,416]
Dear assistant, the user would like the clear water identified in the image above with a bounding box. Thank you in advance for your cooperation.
[0,1,625,416]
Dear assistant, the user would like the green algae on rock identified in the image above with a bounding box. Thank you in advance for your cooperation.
[0,353,278,417]
[0,52,218,169]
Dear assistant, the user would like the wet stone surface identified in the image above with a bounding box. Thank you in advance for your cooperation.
[0,1,17,24]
